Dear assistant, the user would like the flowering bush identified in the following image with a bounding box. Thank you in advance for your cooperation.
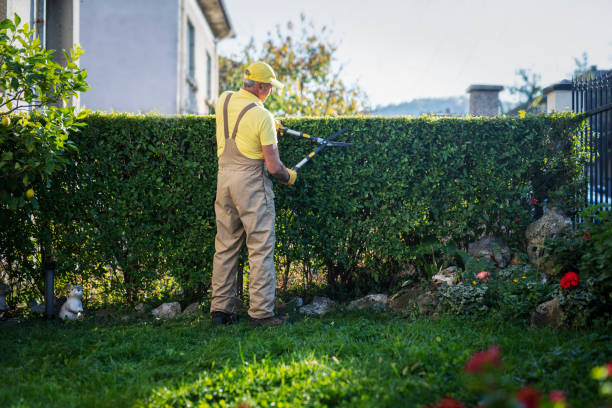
[559,272,579,289]
[427,345,572,408]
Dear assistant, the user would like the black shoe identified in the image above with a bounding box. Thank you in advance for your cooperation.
[250,315,292,328]
[211,311,240,326]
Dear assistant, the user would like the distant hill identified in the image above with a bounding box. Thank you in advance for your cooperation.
[371,96,468,116]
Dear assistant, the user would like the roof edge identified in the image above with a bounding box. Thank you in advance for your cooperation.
[197,0,235,40]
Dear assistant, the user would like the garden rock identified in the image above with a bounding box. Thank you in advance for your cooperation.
[431,266,458,287]
[152,302,181,319]
[134,303,146,313]
[347,294,388,311]
[389,286,433,313]
[416,292,439,315]
[531,298,562,328]
[525,209,571,268]
[182,302,200,315]
[468,236,511,268]
[299,297,336,316]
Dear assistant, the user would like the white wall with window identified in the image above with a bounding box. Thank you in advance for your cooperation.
[178,0,220,114]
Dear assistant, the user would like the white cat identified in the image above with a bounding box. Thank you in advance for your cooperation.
[59,284,84,320]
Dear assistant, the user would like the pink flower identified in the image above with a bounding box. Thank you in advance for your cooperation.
[465,345,502,374]
[514,217,520,222]
[560,271,579,289]
[530,199,537,205]
[476,271,490,282]
[549,390,566,403]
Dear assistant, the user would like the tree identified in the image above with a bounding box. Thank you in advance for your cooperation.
[0,14,89,210]
[508,68,542,105]
[1,14,89,306]
[219,14,369,116]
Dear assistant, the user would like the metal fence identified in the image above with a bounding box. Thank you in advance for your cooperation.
[573,71,612,208]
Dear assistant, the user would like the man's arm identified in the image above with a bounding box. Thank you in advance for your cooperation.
[262,144,290,182]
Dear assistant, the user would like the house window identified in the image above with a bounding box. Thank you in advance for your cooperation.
[187,20,195,80]
[206,53,212,100]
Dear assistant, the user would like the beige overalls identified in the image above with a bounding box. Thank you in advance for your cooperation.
[210,92,277,319]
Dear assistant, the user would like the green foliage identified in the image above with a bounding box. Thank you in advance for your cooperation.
[556,281,600,328]
[0,14,89,209]
[219,14,369,116]
[2,113,585,304]
[39,114,219,304]
[437,283,489,315]
[1,314,609,407]
[275,114,585,293]
[490,265,554,322]
[545,205,612,320]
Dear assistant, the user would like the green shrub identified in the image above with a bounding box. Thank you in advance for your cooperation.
[2,113,586,305]
[545,205,612,324]
[437,283,489,315]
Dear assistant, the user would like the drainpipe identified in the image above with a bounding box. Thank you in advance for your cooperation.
[44,260,55,319]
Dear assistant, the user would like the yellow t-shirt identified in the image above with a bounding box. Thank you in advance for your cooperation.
[215,89,277,160]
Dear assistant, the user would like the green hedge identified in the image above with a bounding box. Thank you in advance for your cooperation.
[2,113,586,303]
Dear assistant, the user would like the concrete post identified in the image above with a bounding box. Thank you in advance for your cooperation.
[46,0,80,108]
[467,84,504,116]
[543,80,572,113]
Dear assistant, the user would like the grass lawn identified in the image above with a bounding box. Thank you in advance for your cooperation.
[0,311,609,407]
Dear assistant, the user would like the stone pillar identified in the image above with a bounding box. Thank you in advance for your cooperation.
[467,84,504,116]
[46,0,80,108]
[543,80,572,113]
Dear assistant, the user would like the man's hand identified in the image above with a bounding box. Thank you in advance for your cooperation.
[279,168,297,186]
[275,120,284,134]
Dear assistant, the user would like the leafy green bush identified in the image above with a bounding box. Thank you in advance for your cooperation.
[544,205,612,324]
[2,112,586,305]
[489,265,553,322]
[437,283,489,315]
[0,14,88,306]
[0,14,89,209]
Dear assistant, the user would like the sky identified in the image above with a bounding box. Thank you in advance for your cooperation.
[217,0,612,107]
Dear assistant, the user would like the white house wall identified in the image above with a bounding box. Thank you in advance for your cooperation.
[79,0,179,114]
[178,0,219,114]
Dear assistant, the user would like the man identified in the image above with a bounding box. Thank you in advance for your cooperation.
[210,61,297,327]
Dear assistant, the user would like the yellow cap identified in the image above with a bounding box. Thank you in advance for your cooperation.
[244,61,284,89]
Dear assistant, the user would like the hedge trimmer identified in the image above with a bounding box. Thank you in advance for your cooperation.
[276,124,352,170]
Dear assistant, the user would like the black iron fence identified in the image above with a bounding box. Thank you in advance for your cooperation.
[573,71,612,208]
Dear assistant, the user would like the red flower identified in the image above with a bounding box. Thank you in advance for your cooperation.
[549,390,566,402]
[425,397,465,408]
[516,386,541,408]
[465,345,502,374]
[514,217,520,222]
[530,199,537,205]
[607,361,612,377]
[583,230,592,240]
[560,271,579,289]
